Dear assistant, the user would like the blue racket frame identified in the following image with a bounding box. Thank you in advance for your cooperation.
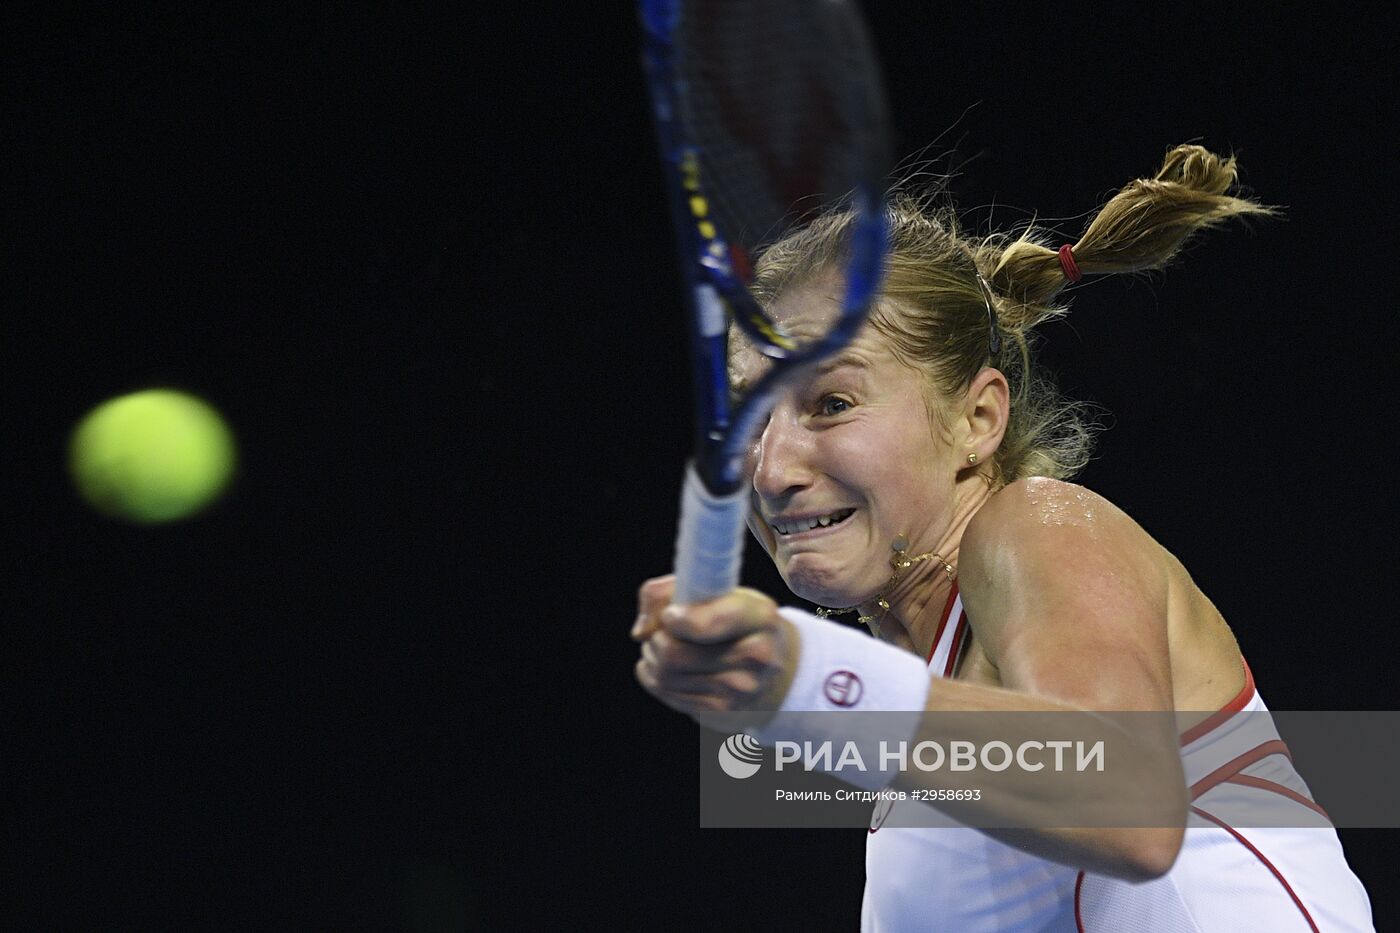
[640,0,890,602]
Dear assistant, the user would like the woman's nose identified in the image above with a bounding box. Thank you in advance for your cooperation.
[750,410,814,501]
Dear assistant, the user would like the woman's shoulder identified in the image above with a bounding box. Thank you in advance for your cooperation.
[962,477,1165,577]
[968,476,1135,535]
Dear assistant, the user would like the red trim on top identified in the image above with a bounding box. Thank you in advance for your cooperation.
[925,582,960,666]
[942,613,969,679]
[1190,807,1321,933]
[1190,739,1293,800]
[1223,774,1331,821]
[1179,658,1255,746]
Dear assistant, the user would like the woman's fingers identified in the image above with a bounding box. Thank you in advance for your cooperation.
[641,629,776,675]
[632,581,796,717]
[631,575,676,640]
[636,655,764,700]
[658,587,777,644]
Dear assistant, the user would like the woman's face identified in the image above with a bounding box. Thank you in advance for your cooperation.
[734,281,963,607]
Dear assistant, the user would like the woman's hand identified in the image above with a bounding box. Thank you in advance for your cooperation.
[631,576,799,726]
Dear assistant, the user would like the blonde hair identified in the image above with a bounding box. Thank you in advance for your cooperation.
[751,144,1276,485]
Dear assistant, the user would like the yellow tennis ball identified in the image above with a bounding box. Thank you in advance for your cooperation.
[69,389,237,523]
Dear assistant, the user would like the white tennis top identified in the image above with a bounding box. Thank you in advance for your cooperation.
[861,586,1374,932]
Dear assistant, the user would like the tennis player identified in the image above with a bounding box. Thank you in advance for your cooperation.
[633,145,1374,931]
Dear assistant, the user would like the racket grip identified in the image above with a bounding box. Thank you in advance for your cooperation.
[672,462,748,605]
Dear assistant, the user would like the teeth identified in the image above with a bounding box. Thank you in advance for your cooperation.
[773,509,854,536]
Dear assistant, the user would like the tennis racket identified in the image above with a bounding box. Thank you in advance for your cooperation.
[639,0,894,605]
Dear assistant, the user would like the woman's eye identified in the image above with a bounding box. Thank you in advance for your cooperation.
[819,396,851,416]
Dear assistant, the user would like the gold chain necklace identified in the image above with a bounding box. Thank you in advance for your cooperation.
[815,534,954,639]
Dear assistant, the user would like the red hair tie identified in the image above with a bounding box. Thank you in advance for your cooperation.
[1057,244,1082,283]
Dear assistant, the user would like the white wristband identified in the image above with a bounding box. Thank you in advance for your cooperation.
[748,607,931,790]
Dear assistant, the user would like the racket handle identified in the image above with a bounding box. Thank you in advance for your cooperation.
[672,462,748,605]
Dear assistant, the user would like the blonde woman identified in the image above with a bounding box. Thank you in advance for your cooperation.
[633,146,1374,931]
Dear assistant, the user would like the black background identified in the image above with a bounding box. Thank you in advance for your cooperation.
[10,4,1398,929]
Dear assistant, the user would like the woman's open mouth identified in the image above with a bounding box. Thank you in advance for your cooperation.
[771,508,856,537]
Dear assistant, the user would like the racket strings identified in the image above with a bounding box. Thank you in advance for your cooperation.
[675,0,881,261]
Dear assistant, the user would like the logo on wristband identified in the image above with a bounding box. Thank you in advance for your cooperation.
[823,670,864,707]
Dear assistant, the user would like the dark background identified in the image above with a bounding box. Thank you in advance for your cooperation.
[10,4,1398,929]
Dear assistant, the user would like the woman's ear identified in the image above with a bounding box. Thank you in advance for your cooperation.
[960,367,1010,467]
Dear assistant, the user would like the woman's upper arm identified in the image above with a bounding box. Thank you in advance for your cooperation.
[959,478,1174,713]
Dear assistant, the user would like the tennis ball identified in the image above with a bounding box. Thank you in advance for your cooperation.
[69,389,237,523]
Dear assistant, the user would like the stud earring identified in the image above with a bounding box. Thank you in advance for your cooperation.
[967,453,978,465]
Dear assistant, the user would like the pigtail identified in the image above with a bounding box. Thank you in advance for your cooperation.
[986,145,1276,330]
